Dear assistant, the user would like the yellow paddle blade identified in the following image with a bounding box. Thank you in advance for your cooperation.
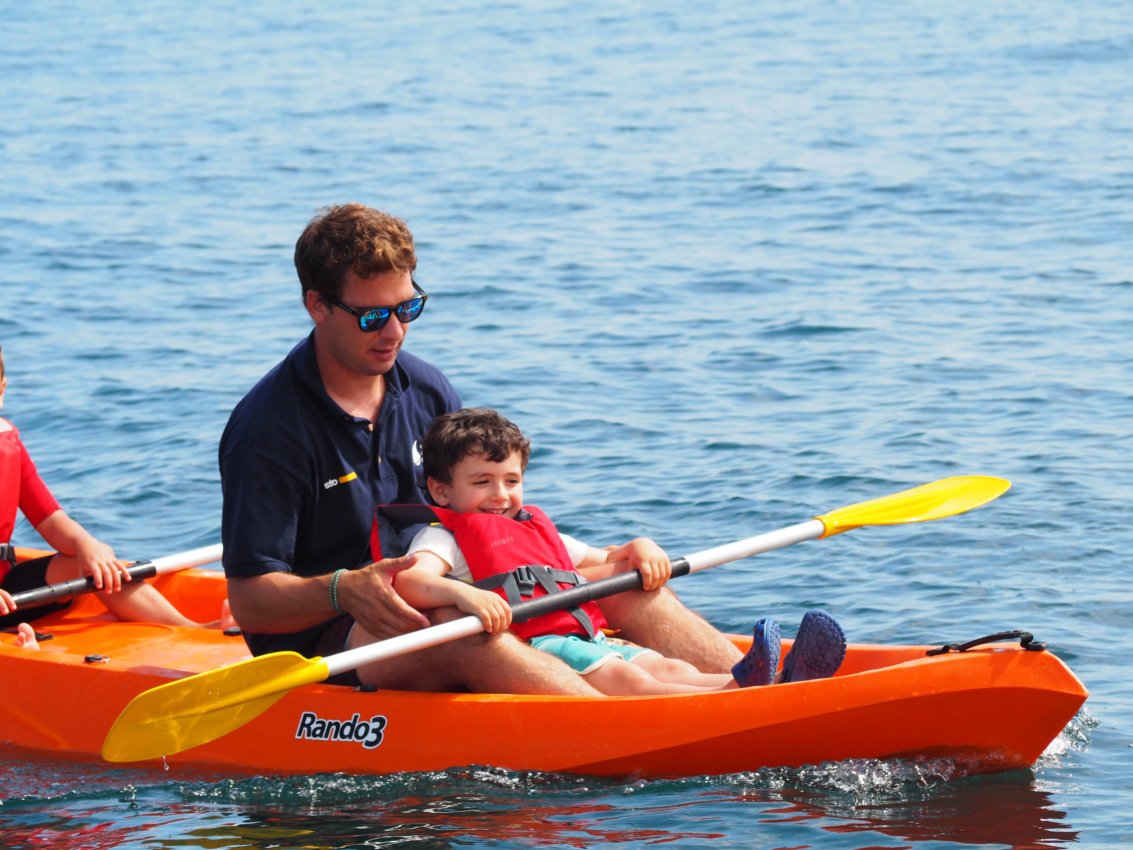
[101,651,329,763]
[817,475,1011,538]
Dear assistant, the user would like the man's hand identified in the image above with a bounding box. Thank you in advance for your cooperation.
[335,554,431,640]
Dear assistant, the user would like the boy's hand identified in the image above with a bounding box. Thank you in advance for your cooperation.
[76,537,129,592]
[620,537,671,591]
[0,588,15,615]
[456,587,513,634]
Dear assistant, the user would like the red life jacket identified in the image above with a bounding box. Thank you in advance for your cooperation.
[380,504,607,641]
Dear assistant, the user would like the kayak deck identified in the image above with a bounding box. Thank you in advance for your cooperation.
[0,567,1088,778]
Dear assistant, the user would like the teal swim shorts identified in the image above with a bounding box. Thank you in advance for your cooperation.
[529,632,657,675]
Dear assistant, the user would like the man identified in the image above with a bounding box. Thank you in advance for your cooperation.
[220,203,743,693]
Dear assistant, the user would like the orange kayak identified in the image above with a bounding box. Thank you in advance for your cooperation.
[0,559,1087,778]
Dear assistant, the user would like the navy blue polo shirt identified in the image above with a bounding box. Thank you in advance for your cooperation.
[219,332,460,657]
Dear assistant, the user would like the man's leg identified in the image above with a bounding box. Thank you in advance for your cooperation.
[350,609,603,695]
[596,586,742,673]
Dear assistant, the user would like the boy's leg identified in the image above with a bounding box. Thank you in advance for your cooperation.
[595,586,743,673]
[45,555,204,627]
[632,653,735,689]
[349,610,603,695]
[0,555,67,627]
[584,657,722,696]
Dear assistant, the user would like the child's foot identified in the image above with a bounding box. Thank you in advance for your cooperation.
[780,610,845,683]
[731,618,781,687]
[14,622,40,651]
[219,599,240,634]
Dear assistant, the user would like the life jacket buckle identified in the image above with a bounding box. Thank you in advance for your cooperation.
[475,564,596,638]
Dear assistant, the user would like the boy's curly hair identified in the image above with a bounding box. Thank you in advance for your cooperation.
[421,408,531,484]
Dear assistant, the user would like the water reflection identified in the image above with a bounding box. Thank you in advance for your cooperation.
[162,768,724,847]
[0,760,1078,849]
[177,799,724,849]
[733,772,1079,849]
[173,765,1077,850]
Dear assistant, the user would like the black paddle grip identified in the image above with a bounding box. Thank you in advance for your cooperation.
[510,557,692,624]
[9,562,159,609]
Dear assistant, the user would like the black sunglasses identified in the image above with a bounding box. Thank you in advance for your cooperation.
[323,280,429,332]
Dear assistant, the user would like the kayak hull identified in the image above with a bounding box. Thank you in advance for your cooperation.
[0,564,1088,778]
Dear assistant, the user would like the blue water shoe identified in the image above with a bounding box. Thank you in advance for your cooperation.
[731,618,781,687]
[780,610,846,683]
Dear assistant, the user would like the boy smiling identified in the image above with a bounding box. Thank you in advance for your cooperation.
[393,408,846,693]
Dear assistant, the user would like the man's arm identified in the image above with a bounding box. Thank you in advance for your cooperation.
[226,570,340,634]
[228,556,431,640]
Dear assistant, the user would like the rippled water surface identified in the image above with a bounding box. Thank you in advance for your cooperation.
[2,2,1130,847]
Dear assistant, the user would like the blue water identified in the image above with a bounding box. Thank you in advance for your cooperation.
[2,1,1130,846]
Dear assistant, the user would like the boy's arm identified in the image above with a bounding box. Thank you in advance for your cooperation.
[395,551,512,634]
[575,537,672,591]
[34,509,130,591]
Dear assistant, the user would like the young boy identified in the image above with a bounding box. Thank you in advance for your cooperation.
[391,408,845,694]
[0,345,229,648]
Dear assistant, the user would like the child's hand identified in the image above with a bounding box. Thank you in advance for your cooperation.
[76,537,129,592]
[0,588,15,616]
[456,587,513,635]
[621,537,671,591]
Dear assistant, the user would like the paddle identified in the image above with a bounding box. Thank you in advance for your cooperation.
[101,475,1009,763]
[9,544,224,610]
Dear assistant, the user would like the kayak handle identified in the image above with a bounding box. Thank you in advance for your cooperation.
[925,630,1047,656]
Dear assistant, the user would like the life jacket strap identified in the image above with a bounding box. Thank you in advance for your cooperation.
[0,543,14,566]
[474,564,598,638]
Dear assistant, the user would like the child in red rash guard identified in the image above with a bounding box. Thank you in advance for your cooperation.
[0,345,233,647]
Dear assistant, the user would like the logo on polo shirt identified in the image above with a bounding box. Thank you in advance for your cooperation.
[323,471,359,490]
[412,440,423,467]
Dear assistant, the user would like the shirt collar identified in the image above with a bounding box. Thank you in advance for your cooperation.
[293,331,409,421]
